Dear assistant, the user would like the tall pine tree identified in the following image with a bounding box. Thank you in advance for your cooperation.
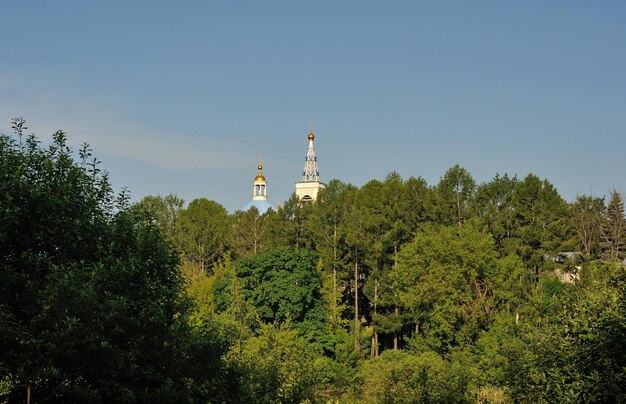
[602,190,626,261]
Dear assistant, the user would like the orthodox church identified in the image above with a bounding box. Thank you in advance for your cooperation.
[242,129,325,212]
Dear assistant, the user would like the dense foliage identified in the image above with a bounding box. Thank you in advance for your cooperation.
[0,122,189,402]
[2,120,626,402]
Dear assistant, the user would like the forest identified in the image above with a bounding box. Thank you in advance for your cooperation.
[1,120,625,403]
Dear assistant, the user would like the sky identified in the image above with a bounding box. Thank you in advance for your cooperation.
[1,1,625,211]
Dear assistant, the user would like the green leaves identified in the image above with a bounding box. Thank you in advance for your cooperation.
[236,247,323,325]
[0,123,191,402]
[391,224,522,353]
[507,264,626,402]
[230,324,324,403]
[358,350,472,403]
[4,119,625,403]
[176,198,231,272]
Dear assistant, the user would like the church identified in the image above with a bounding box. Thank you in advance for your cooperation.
[242,129,325,212]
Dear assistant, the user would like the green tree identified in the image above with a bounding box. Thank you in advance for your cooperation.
[474,174,519,255]
[0,122,193,402]
[391,224,500,353]
[176,198,231,272]
[435,165,476,226]
[358,350,472,403]
[265,193,315,250]
[228,324,326,403]
[507,264,626,402]
[235,247,325,327]
[601,190,626,261]
[132,193,184,242]
[570,194,605,257]
[229,206,270,259]
[513,174,569,283]
[309,179,356,330]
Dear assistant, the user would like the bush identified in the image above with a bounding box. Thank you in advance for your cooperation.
[358,350,472,403]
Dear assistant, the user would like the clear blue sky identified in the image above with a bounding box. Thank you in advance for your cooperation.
[2,1,625,211]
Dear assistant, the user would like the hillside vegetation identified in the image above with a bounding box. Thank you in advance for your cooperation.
[2,120,625,403]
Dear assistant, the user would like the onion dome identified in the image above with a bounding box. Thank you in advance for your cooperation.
[254,161,266,182]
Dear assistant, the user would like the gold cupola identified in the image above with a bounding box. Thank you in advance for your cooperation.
[254,161,266,182]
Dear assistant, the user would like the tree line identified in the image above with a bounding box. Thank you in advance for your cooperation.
[1,120,625,402]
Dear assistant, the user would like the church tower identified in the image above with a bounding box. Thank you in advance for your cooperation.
[242,161,274,213]
[295,130,325,202]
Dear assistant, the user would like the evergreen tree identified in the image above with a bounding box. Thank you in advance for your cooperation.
[602,190,626,261]
[230,206,270,259]
[473,174,519,255]
[176,198,231,272]
[309,180,355,330]
[435,165,476,226]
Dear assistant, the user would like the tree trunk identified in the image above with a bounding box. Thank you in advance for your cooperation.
[333,223,338,326]
[27,384,31,404]
[371,280,379,358]
[199,243,205,272]
[354,257,360,352]
[253,217,258,255]
[394,245,398,267]
[393,306,399,350]
[456,191,462,226]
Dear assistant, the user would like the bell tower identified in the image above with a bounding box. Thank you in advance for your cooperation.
[253,161,268,201]
[242,160,274,213]
[295,129,325,202]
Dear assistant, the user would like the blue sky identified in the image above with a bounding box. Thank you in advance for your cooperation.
[2,1,625,211]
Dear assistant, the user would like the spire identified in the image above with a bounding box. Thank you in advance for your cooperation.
[295,126,326,203]
[302,130,320,182]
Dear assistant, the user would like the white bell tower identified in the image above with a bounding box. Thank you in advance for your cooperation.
[253,161,268,201]
[295,130,325,202]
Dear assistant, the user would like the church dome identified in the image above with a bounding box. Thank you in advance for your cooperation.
[254,161,266,182]
[308,131,315,141]
[242,199,274,214]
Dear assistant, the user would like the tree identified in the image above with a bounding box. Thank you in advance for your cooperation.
[230,206,270,259]
[176,198,231,272]
[602,190,626,261]
[473,174,519,255]
[235,247,325,326]
[358,350,472,403]
[390,224,499,353]
[265,193,315,251]
[435,165,476,226]
[353,179,390,356]
[0,122,193,402]
[570,194,605,257]
[514,174,569,279]
[309,180,355,330]
[506,264,626,402]
[344,188,371,353]
[229,324,326,403]
[132,193,184,242]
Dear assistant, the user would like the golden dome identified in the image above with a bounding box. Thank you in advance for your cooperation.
[308,131,315,141]
[254,161,266,182]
